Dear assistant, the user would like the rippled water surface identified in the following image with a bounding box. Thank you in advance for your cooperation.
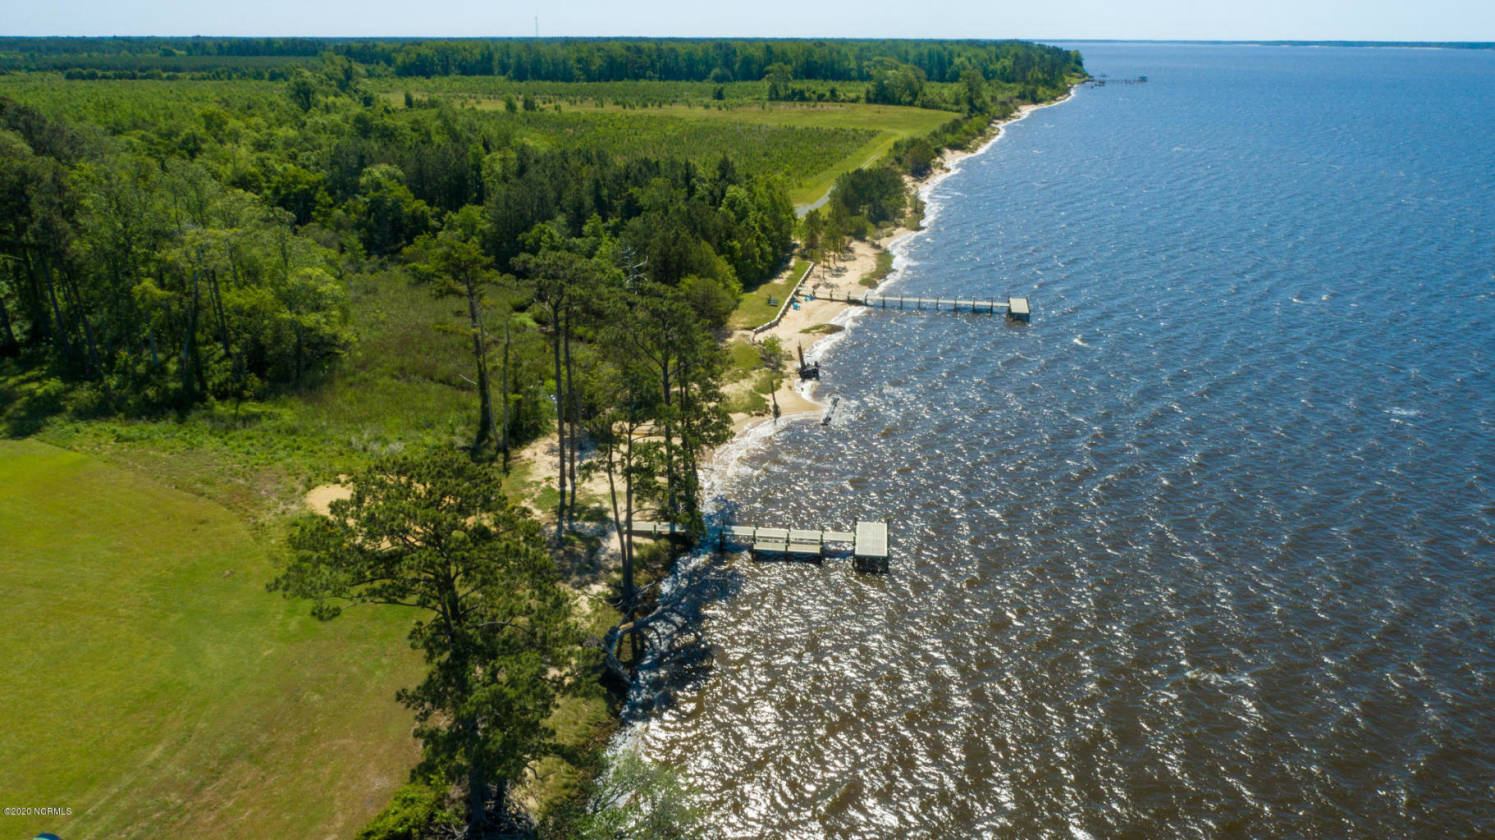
[631,44,1495,838]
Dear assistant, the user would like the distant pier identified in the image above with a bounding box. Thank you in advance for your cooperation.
[812,290,1031,322]
[628,519,890,573]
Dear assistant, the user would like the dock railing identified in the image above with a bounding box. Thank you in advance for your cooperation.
[812,290,1031,321]
[627,519,890,572]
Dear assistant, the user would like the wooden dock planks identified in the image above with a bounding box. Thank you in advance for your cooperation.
[787,528,823,556]
[752,526,790,555]
[626,520,889,572]
[853,520,890,573]
[812,289,1027,319]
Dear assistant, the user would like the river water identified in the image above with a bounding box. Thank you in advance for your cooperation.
[629,44,1495,839]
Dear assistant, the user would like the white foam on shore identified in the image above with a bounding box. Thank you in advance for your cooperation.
[699,410,819,515]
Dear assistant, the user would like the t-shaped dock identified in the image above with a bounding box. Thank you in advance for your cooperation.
[627,519,891,573]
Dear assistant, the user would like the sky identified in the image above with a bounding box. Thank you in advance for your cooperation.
[6,0,1495,42]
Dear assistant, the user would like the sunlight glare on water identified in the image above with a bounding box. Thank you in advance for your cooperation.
[627,44,1495,840]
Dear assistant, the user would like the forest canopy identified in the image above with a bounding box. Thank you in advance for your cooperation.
[1,37,1079,415]
[0,37,1083,89]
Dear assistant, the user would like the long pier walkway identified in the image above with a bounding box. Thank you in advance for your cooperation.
[812,289,1030,321]
[628,519,890,572]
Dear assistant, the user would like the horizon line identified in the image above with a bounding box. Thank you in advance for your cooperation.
[2,35,1494,47]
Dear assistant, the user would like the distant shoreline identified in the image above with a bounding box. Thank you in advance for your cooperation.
[705,85,1080,484]
[1047,39,1493,49]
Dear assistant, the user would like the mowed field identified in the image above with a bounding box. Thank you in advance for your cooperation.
[0,439,423,839]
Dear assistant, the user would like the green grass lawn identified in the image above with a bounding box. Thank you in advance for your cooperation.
[0,438,424,840]
[728,258,811,330]
[726,338,765,380]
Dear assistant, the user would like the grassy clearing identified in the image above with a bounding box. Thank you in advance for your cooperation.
[726,339,765,382]
[724,389,768,416]
[550,99,953,133]
[0,271,486,524]
[551,101,955,205]
[0,274,567,839]
[652,102,955,205]
[752,368,782,395]
[0,438,424,840]
[728,258,811,330]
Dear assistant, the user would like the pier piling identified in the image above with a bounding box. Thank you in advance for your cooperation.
[805,289,1030,320]
[628,518,891,573]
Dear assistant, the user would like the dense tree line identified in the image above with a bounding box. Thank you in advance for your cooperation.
[0,36,330,58]
[334,38,1081,89]
[0,59,791,428]
[1,37,1083,91]
[0,38,327,80]
[0,98,350,410]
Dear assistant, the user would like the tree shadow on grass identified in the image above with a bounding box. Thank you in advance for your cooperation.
[0,364,70,438]
[553,501,617,589]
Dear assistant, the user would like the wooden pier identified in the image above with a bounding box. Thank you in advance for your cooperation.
[813,290,1031,322]
[627,519,890,573]
[1084,75,1148,86]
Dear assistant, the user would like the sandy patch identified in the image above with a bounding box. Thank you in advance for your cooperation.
[304,481,352,516]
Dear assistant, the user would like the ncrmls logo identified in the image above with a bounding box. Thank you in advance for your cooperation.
[35,834,62,840]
